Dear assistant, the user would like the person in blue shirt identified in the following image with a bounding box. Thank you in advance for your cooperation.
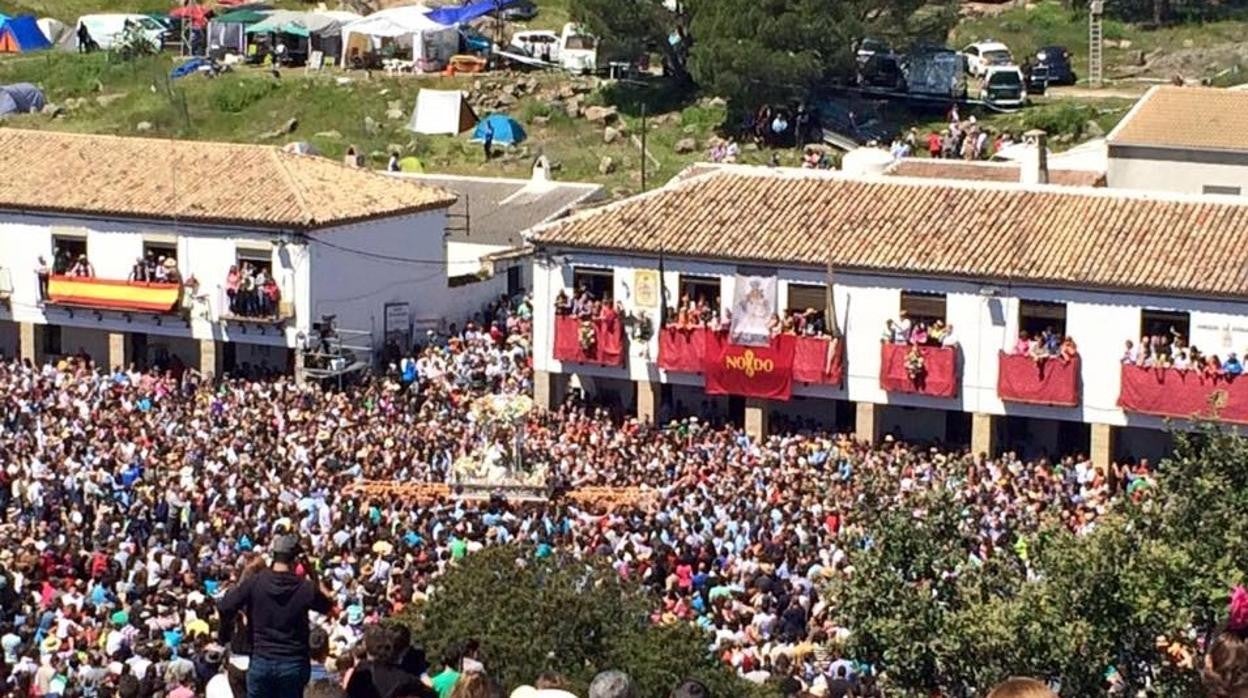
[1225,353,1243,376]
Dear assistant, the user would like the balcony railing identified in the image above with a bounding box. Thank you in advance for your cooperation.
[879,343,960,397]
[46,275,181,313]
[998,352,1081,407]
[1118,364,1248,423]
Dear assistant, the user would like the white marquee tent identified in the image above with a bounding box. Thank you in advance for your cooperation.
[339,6,457,72]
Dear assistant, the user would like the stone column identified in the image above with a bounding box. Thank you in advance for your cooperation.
[19,322,40,365]
[1091,423,1117,471]
[636,379,659,424]
[533,369,566,411]
[971,412,999,457]
[293,345,307,385]
[107,332,129,370]
[855,402,883,444]
[744,398,770,440]
[199,339,220,377]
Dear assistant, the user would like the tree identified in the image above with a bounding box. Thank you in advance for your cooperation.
[570,0,692,85]
[686,0,958,111]
[829,426,1248,696]
[401,546,770,697]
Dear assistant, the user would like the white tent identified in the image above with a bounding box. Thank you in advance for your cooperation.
[409,89,478,134]
[339,5,458,72]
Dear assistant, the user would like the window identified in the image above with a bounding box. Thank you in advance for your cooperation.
[143,241,177,262]
[51,236,87,275]
[900,291,945,326]
[571,267,613,301]
[678,275,720,308]
[786,283,828,315]
[1202,185,1242,197]
[1141,309,1190,343]
[236,248,273,277]
[1019,300,1067,337]
[41,325,62,357]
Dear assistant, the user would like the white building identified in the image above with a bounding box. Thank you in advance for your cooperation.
[1108,85,1248,196]
[0,129,456,374]
[527,164,1248,467]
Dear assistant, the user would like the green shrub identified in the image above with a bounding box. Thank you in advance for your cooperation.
[211,80,276,114]
[1021,102,1097,138]
[520,100,553,123]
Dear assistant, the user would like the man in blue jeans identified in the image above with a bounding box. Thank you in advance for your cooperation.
[218,534,334,698]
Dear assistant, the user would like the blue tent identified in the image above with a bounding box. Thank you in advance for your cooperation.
[426,0,520,26]
[471,114,525,145]
[0,83,46,115]
[0,15,53,52]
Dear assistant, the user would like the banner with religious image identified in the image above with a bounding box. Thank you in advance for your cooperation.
[730,274,777,346]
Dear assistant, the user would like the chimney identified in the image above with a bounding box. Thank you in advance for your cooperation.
[1019,129,1049,185]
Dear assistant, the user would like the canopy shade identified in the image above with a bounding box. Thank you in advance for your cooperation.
[426,0,520,26]
[245,10,358,37]
[339,5,450,37]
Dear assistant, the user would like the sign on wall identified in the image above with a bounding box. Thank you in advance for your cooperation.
[633,269,659,308]
[384,302,411,350]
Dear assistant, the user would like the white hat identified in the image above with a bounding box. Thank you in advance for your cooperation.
[509,688,580,698]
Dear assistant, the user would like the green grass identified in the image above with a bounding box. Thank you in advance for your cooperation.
[0,51,801,194]
[951,0,1248,82]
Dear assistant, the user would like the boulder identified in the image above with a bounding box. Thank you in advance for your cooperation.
[385,108,405,120]
[598,155,617,175]
[603,126,621,144]
[135,121,153,132]
[563,99,582,119]
[557,84,577,100]
[674,137,697,154]
[1083,120,1105,138]
[583,105,618,124]
[707,96,727,108]
[363,116,379,135]
[41,103,63,117]
[532,115,551,127]
[95,93,126,107]
[387,99,403,111]
[314,130,343,140]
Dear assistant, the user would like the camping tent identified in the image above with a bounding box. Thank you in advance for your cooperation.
[409,89,478,135]
[245,9,358,64]
[339,6,457,72]
[398,156,424,173]
[36,17,68,45]
[472,114,525,145]
[0,15,53,52]
[206,7,270,55]
[0,83,46,115]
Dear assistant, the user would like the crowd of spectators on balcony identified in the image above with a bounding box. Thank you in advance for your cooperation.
[1011,328,1079,362]
[881,312,959,347]
[225,262,283,319]
[1121,330,1245,378]
[128,254,182,285]
[52,250,95,278]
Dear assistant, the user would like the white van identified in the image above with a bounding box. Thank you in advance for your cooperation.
[75,14,165,51]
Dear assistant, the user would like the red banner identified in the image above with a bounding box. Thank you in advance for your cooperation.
[1118,365,1248,424]
[997,352,1081,407]
[879,343,959,397]
[704,333,796,400]
[552,315,625,367]
[793,336,844,387]
[658,326,708,373]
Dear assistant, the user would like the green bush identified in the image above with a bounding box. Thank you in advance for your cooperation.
[520,100,553,123]
[211,80,276,114]
[401,546,771,698]
[1021,102,1097,138]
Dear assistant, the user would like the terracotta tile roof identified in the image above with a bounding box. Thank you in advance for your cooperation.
[885,159,1106,187]
[0,129,456,230]
[1108,85,1248,151]
[530,166,1248,298]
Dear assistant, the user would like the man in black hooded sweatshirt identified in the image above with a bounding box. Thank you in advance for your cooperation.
[218,534,333,698]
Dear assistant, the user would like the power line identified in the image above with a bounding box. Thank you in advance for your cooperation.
[302,236,451,266]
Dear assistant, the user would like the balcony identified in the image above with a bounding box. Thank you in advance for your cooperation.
[880,343,959,397]
[997,352,1081,407]
[659,327,844,388]
[1118,364,1248,424]
[552,314,625,367]
[46,275,181,314]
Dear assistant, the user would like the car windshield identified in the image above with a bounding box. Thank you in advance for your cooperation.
[983,49,1011,64]
[139,17,163,30]
[565,35,595,50]
[989,71,1022,87]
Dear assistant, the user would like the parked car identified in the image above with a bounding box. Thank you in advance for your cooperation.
[856,37,893,65]
[980,65,1027,107]
[460,28,492,54]
[1025,62,1050,95]
[963,40,1013,77]
[501,0,538,21]
[1035,45,1077,85]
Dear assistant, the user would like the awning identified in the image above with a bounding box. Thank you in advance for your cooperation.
[47,276,181,313]
[426,0,520,26]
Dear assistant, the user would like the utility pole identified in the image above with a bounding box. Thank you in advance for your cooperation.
[1089,0,1105,87]
[640,101,647,193]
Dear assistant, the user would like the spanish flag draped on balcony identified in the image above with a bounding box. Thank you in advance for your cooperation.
[47,276,181,313]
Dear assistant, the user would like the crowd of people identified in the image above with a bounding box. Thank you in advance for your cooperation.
[224,263,282,319]
[1121,329,1246,377]
[0,290,1243,698]
[1011,329,1079,363]
[881,312,959,348]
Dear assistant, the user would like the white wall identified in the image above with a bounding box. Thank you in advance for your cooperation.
[532,247,1248,433]
[309,210,450,352]
[1108,155,1248,195]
